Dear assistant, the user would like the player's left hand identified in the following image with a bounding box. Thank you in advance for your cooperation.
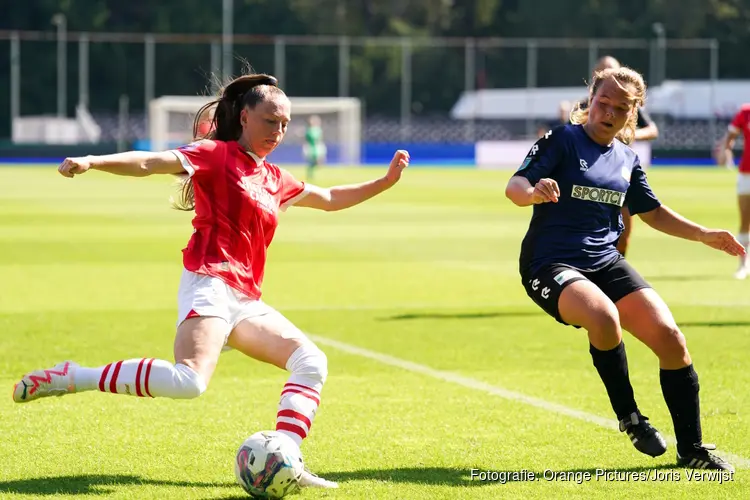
[700,229,746,257]
[384,150,410,185]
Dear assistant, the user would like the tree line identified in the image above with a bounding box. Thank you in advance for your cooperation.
[2,0,749,137]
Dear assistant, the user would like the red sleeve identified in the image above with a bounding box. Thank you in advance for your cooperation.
[278,168,309,210]
[170,139,226,178]
[730,108,748,131]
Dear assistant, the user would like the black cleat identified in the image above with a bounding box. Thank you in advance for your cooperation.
[677,444,735,471]
[618,412,668,457]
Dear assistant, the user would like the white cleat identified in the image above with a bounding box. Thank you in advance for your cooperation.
[298,468,339,489]
[733,267,748,280]
[12,361,78,403]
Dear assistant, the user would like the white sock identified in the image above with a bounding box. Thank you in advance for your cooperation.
[276,344,328,447]
[74,359,206,399]
[738,233,749,267]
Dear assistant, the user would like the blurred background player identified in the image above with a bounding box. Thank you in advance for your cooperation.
[560,55,659,257]
[303,115,326,180]
[508,65,742,471]
[195,103,215,139]
[716,103,750,279]
[12,71,411,490]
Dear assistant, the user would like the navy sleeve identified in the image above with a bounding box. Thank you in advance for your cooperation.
[512,126,567,185]
[636,107,654,128]
[626,158,661,215]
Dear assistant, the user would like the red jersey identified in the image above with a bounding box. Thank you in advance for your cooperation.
[171,140,309,299]
[730,104,750,173]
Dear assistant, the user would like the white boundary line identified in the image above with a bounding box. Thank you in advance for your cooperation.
[309,334,750,470]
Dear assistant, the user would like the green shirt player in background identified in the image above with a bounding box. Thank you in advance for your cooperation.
[303,115,326,180]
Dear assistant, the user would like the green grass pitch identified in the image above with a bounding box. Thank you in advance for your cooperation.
[0,164,748,499]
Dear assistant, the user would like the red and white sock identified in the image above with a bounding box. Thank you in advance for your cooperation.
[74,359,206,399]
[276,344,328,447]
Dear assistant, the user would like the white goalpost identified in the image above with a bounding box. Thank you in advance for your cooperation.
[148,96,362,166]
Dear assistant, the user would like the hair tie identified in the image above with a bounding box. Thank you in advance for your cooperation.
[256,75,279,87]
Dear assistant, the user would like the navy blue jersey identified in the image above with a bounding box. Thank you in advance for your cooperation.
[513,124,661,274]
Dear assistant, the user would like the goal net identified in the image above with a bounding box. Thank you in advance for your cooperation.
[148,96,362,166]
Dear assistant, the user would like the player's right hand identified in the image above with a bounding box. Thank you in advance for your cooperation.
[58,156,92,178]
[532,178,560,204]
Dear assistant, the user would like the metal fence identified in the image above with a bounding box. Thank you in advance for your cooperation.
[1,30,721,143]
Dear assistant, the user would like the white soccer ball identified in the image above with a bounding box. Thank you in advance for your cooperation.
[234,431,304,499]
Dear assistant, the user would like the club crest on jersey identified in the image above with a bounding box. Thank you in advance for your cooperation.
[571,185,626,207]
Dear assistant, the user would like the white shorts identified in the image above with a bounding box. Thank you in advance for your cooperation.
[738,173,750,195]
[176,269,275,347]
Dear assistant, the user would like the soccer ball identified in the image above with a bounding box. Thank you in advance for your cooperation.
[234,431,304,499]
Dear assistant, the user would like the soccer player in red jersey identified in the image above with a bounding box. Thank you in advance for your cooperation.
[12,73,410,489]
[716,104,750,279]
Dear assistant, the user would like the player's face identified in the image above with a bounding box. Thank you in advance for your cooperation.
[588,77,636,142]
[241,95,291,157]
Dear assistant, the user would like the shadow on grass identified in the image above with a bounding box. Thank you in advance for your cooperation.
[2,464,684,497]
[645,275,727,283]
[381,311,544,321]
[0,474,235,496]
[678,321,750,328]
[321,463,681,487]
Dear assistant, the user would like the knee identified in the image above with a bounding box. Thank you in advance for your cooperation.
[585,305,621,348]
[174,363,207,399]
[314,349,328,384]
[589,305,621,335]
[288,343,328,385]
[655,324,689,359]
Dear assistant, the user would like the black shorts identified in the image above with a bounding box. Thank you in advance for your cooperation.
[521,256,651,326]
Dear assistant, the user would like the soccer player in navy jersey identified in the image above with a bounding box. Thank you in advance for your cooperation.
[560,56,659,258]
[506,66,743,471]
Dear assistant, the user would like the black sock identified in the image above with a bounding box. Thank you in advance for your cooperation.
[660,364,702,456]
[589,341,638,421]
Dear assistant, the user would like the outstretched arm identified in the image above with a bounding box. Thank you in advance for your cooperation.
[58,151,185,178]
[294,150,409,212]
[638,206,745,256]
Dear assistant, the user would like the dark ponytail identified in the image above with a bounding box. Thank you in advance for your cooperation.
[172,73,281,211]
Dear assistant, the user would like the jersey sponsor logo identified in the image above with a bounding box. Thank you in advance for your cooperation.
[241,176,278,215]
[553,269,584,285]
[571,185,626,207]
[579,159,589,171]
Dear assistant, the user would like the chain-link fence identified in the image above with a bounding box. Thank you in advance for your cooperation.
[0,30,727,146]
